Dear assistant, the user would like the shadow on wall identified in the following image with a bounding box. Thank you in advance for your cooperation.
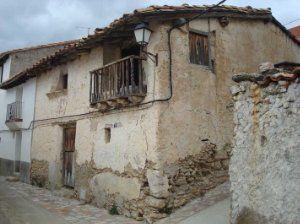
[236,207,280,224]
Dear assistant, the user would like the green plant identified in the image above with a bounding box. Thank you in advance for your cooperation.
[109,204,119,215]
[160,206,173,215]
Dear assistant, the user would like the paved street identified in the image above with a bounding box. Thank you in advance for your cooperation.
[0,177,139,224]
[0,177,230,224]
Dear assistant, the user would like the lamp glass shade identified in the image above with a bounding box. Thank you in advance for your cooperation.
[134,23,151,45]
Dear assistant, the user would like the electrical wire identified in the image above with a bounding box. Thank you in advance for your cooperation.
[284,19,300,26]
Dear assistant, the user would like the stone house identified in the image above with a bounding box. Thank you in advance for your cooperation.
[1,5,300,222]
[0,40,76,183]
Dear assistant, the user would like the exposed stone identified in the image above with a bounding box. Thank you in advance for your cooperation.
[30,159,49,188]
[163,142,230,210]
[145,196,166,209]
[74,162,96,203]
[144,209,167,223]
[259,62,274,73]
[230,85,243,96]
[6,176,19,182]
[232,73,263,83]
[146,169,169,198]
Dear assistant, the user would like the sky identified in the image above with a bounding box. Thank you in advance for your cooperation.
[0,0,299,52]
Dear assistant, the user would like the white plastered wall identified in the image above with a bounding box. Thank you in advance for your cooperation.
[0,78,36,163]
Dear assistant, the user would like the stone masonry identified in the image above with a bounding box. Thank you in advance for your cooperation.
[75,141,230,223]
[230,63,300,224]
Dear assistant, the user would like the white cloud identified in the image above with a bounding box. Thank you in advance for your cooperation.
[0,0,299,52]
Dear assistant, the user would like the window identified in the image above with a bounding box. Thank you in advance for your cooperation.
[62,74,68,89]
[56,73,68,91]
[104,127,111,143]
[189,31,209,66]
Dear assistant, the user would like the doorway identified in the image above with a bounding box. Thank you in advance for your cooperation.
[63,126,76,188]
[121,44,142,87]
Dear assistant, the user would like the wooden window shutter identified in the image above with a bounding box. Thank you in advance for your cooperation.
[189,32,209,66]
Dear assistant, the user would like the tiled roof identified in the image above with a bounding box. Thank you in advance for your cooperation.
[232,62,300,86]
[0,39,78,61]
[0,4,297,89]
[289,25,300,40]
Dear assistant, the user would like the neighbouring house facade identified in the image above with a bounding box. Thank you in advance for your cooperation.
[0,5,300,222]
[0,41,76,183]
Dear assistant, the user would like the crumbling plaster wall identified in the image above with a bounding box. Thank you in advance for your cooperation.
[230,71,300,224]
[152,17,300,215]
[157,18,300,165]
[30,17,300,222]
[31,125,63,188]
[31,27,161,216]
[32,46,104,188]
[34,47,104,120]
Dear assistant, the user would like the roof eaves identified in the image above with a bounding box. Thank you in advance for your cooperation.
[271,17,300,46]
[2,5,298,90]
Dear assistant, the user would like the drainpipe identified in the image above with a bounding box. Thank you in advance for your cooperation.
[139,0,226,105]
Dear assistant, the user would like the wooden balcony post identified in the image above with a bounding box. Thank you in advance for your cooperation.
[95,71,99,101]
[125,59,129,95]
[89,71,92,103]
[138,58,143,94]
[130,57,135,94]
[120,62,123,95]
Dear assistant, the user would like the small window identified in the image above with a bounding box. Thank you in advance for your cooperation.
[189,31,209,66]
[62,74,68,89]
[56,73,68,91]
[104,127,111,143]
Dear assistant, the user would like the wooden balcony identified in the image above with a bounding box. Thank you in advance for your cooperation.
[90,55,146,110]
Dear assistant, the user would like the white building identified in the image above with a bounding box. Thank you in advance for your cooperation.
[0,41,75,182]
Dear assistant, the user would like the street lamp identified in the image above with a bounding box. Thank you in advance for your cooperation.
[134,23,152,46]
[134,22,158,65]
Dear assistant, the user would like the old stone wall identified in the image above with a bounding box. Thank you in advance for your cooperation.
[230,64,300,224]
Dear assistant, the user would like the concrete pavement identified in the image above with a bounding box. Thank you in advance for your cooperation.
[157,182,230,224]
[180,198,230,224]
[0,177,67,224]
[0,177,138,224]
[0,177,231,224]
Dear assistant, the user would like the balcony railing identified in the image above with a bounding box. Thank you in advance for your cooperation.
[6,101,22,122]
[90,55,146,108]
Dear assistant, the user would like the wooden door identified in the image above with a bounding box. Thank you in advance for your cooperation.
[63,127,76,187]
